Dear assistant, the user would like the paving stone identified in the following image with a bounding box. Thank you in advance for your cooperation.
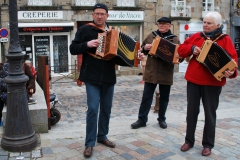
[120,153,134,160]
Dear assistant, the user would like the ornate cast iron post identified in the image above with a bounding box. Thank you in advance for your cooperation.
[1,0,38,152]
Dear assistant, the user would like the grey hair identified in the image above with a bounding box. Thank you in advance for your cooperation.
[204,11,222,26]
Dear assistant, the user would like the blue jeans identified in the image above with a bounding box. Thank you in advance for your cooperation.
[85,82,114,147]
[138,82,171,123]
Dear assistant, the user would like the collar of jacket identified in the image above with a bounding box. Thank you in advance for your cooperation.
[200,27,224,41]
[153,30,176,40]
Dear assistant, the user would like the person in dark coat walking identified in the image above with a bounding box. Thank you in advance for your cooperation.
[131,17,180,130]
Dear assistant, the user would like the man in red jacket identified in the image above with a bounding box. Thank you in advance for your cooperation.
[178,11,238,156]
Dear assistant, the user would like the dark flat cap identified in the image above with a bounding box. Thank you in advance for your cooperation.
[157,17,171,24]
[93,3,108,13]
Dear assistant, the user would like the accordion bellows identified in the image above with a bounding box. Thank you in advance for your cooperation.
[197,40,238,81]
[96,29,139,67]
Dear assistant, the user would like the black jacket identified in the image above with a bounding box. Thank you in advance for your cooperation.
[70,24,116,85]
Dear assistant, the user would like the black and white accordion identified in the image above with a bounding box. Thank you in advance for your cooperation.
[196,40,238,81]
[96,29,140,67]
[149,34,180,64]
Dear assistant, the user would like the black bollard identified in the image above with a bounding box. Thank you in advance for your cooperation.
[153,91,159,113]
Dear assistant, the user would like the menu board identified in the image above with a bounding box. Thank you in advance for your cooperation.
[34,36,50,56]
[34,36,50,70]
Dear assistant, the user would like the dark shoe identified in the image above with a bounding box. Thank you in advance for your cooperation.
[83,146,93,157]
[131,121,146,129]
[180,143,192,152]
[159,121,167,129]
[28,98,37,105]
[97,139,116,148]
[202,148,211,156]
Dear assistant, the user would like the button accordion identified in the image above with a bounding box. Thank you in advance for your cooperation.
[196,40,238,81]
[96,29,140,67]
[149,33,180,64]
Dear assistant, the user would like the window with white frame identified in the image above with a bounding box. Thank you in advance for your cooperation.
[202,0,214,12]
[171,0,187,17]
[171,0,185,6]
[75,0,96,6]
[28,0,52,6]
[117,0,135,7]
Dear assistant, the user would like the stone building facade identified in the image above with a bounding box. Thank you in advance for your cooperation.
[0,0,239,74]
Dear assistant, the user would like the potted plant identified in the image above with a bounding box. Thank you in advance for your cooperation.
[177,6,184,16]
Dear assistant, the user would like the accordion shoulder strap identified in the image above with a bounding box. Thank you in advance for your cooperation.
[86,23,113,31]
[201,32,227,42]
[212,34,227,42]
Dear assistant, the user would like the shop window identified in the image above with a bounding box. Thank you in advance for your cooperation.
[117,0,135,7]
[75,0,96,6]
[19,35,33,63]
[53,36,69,73]
[28,0,52,6]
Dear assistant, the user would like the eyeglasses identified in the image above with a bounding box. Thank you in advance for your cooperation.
[157,22,169,25]
[94,12,107,17]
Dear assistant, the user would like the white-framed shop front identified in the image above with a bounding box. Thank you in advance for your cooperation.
[18,23,73,77]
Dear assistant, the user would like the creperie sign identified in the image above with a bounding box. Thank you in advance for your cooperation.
[23,27,63,32]
[19,26,73,32]
[18,11,63,19]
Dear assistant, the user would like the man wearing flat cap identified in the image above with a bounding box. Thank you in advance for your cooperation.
[70,3,116,158]
[131,17,180,130]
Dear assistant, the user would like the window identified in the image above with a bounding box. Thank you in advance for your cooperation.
[202,0,214,12]
[28,0,52,6]
[117,0,135,7]
[171,0,190,17]
[171,0,185,6]
[202,0,216,17]
[75,0,96,6]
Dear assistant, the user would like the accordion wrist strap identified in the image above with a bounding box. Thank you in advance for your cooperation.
[87,52,111,60]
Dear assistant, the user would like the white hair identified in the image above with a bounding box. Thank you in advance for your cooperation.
[204,11,222,26]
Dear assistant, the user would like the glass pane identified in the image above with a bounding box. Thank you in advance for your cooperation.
[19,35,33,63]
[53,35,68,73]
[28,0,52,6]
[117,0,135,6]
[34,36,50,70]
[75,0,96,6]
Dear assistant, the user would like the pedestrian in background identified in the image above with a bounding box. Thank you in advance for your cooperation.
[0,62,8,126]
[70,3,116,158]
[131,17,180,130]
[177,11,238,156]
[22,60,37,105]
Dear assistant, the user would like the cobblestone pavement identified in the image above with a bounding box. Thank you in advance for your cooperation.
[1,72,240,160]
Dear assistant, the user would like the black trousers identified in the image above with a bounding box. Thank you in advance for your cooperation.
[138,82,171,123]
[185,82,222,149]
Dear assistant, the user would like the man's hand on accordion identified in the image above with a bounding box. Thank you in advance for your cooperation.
[137,50,145,60]
[224,69,235,78]
[87,39,100,48]
[144,44,152,51]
